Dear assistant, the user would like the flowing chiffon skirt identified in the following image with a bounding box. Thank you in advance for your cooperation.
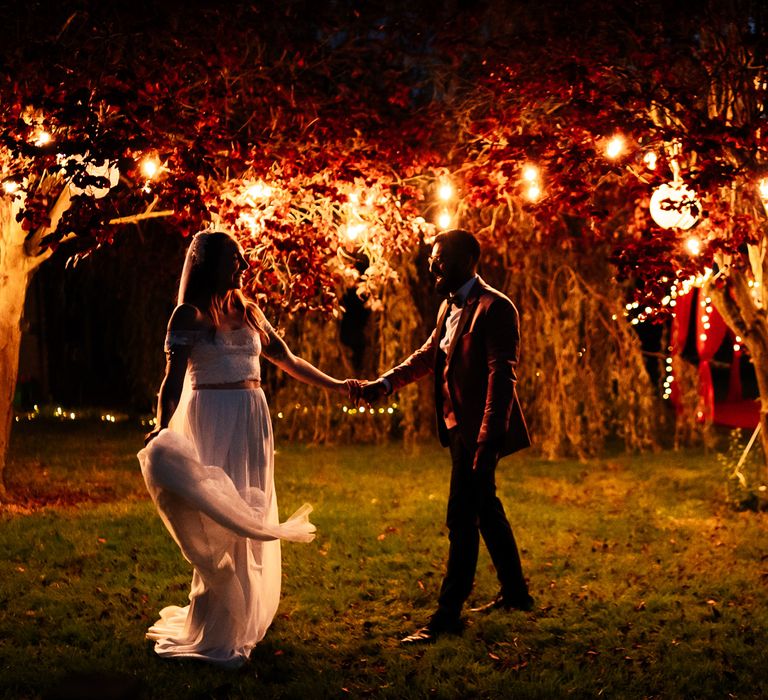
[137,387,314,668]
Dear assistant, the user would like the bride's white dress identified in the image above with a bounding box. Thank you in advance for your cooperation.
[137,325,315,669]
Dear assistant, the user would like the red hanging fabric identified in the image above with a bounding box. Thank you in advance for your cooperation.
[695,294,729,421]
[670,290,693,356]
[726,348,743,403]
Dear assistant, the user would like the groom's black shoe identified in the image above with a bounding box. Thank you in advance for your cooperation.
[470,592,535,613]
[400,613,464,644]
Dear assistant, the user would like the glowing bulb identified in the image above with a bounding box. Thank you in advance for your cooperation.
[437,210,452,229]
[759,178,768,202]
[522,165,539,183]
[437,181,454,201]
[686,237,702,255]
[526,184,541,201]
[734,344,741,352]
[34,130,52,147]
[246,182,272,200]
[643,151,657,170]
[141,157,160,179]
[605,135,625,159]
[345,222,366,241]
[3,181,19,194]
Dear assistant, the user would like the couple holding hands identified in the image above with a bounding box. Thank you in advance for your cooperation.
[139,227,532,668]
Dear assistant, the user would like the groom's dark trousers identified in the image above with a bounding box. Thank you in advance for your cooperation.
[437,428,527,618]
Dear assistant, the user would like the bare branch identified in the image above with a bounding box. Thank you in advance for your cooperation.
[107,210,174,226]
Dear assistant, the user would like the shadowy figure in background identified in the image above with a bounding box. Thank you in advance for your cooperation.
[353,229,533,644]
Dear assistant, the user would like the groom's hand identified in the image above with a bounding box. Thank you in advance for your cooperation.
[472,441,500,473]
[360,379,388,405]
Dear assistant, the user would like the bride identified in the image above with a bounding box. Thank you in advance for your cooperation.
[138,230,355,668]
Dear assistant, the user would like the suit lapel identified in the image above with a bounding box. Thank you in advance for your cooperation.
[445,279,483,364]
[435,300,450,344]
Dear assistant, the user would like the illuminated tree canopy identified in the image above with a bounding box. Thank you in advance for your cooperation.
[3,0,768,492]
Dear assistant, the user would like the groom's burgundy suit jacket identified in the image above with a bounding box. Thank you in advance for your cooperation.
[381,277,531,456]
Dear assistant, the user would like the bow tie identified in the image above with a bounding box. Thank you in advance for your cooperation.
[447,294,464,308]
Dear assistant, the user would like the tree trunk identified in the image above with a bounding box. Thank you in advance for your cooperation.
[0,201,34,499]
[707,267,768,474]
[751,354,768,485]
[0,184,67,499]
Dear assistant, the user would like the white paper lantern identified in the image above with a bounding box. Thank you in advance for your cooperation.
[649,182,701,230]
[62,154,120,199]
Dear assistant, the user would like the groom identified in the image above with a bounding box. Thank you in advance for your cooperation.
[357,229,533,644]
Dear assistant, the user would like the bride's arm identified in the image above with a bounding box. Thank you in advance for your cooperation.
[261,327,347,393]
[144,305,199,444]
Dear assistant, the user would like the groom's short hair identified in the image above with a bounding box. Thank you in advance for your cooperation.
[434,229,481,267]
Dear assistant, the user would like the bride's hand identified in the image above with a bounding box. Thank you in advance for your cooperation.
[144,427,163,446]
[344,379,363,402]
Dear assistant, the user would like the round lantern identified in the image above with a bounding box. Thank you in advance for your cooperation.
[64,155,120,199]
[649,182,701,230]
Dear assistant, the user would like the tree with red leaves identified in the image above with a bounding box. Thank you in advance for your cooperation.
[0,2,450,495]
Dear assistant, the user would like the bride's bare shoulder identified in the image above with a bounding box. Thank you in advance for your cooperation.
[167,303,208,332]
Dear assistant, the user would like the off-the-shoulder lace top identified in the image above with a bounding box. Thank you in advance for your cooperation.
[164,324,270,386]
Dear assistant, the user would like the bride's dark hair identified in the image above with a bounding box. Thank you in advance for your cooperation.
[178,230,269,342]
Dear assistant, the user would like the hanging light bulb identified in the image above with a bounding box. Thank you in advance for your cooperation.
[437,180,454,201]
[34,130,52,147]
[685,236,702,255]
[759,178,768,204]
[526,183,541,202]
[605,135,625,159]
[437,210,452,229]
[344,222,367,241]
[245,182,273,201]
[141,156,160,179]
[522,164,539,183]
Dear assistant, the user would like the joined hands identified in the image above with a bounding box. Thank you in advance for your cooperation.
[343,378,388,407]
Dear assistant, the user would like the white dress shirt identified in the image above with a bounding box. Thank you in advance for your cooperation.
[439,275,478,354]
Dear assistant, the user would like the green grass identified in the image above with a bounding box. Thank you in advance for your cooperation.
[2,421,768,699]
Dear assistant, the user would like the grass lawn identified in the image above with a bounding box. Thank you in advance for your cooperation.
[1,421,767,699]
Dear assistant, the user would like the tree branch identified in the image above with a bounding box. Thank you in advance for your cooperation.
[107,210,174,225]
